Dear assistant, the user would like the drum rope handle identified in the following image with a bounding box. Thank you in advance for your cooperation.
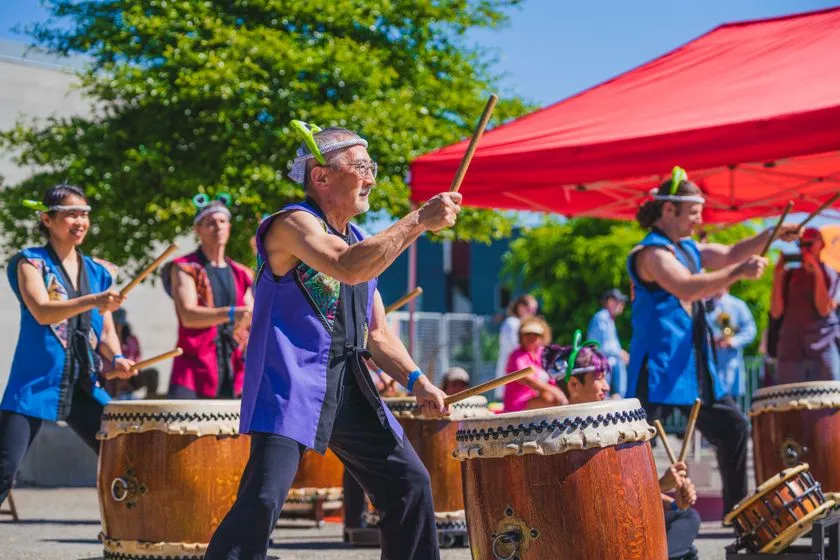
[491,530,521,560]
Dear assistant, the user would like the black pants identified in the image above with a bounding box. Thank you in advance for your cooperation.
[0,385,103,507]
[206,378,439,560]
[665,507,701,559]
[343,470,368,529]
[646,397,749,515]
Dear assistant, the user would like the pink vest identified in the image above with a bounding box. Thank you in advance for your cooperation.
[165,252,252,397]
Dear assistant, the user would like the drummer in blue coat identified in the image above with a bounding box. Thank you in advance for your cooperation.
[0,184,136,509]
[206,122,460,560]
[626,167,799,515]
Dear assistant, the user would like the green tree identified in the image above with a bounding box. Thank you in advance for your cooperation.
[503,218,774,354]
[1,0,530,271]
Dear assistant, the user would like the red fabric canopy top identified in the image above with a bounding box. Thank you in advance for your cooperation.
[410,7,840,223]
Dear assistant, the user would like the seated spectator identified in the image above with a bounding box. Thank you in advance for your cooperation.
[440,367,470,395]
[503,317,568,411]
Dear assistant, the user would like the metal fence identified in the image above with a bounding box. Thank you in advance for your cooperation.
[388,311,766,427]
[388,311,500,385]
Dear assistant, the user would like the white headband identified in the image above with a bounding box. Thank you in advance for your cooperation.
[49,204,91,212]
[193,205,232,225]
[288,138,369,184]
[653,194,706,204]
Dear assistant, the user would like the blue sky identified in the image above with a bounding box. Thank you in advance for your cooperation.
[2,0,838,232]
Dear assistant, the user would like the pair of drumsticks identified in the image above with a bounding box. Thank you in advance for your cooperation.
[652,398,701,466]
[758,192,840,257]
[113,242,183,373]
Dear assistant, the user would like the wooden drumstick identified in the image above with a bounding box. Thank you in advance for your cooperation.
[444,366,534,406]
[119,243,179,297]
[799,192,840,230]
[759,201,794,257]
[130,348,183,372]
[449,94,498,193]
[654,420,678,465]
[678,398,702,462]
[385,287,424,314]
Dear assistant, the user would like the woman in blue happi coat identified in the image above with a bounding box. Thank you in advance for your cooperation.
[0,184,136,507]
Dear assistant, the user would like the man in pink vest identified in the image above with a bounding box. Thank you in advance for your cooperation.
[163,196,254,398]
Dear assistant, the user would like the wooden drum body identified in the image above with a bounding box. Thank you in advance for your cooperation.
[724,464,834,553]
[383,396,492,534]
[282,448,344,517]
[455,399,667,560]
[97,400,250,559]
[750,381,840,492]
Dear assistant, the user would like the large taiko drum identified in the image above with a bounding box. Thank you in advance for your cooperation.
[750,381,840,493]
[454,399,667,560]
[97,400,250,559]
[382,396,493,537]
[281,448,344,520]
[724,464,834,553]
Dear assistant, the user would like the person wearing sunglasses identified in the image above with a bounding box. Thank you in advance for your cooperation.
[206,122,461,560]
[771,227,840,384]
[551,342,700,560]
[626,166,800,517]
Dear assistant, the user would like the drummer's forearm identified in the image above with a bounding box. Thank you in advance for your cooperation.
[367,328,419,387]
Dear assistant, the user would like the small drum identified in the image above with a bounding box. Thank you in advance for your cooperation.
[97,400,249,559]
[281,448,344,521]
[750,381,840,493]
[724,464,835,553]
[454,399,667,560]
[383,396,493,539]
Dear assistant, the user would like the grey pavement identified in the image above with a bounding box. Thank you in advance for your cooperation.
[0,487,740,559]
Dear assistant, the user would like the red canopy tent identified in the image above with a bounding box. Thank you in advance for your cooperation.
[409,7,840,224]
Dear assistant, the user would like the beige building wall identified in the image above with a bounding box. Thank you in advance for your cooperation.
[0,41,180,395]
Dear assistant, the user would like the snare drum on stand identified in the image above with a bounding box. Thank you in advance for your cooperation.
[97,400,249,559]
[454,398,667,560]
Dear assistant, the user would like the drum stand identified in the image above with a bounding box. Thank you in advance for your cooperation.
[343,525,468,548]
[0,490,19,522]
[726,514,840,559]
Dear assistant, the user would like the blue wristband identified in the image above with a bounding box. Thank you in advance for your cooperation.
[228,305,236,323]
[406,370,424,393]
[112,354,125,369]
[670,500,680,511]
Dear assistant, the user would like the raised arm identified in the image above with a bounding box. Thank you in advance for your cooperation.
[170,266,250,329]
[17,260,123,325]
[264,193,461,285]
[637,247,766,302]
[699,223,800,270]
[367,290,449,417]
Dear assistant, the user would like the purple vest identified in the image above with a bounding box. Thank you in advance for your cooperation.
[239,200,403,452]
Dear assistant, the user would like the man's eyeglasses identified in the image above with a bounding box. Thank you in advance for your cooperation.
[328,161,378,179]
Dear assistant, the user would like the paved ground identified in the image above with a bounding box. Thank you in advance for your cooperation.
[0,487,742,559]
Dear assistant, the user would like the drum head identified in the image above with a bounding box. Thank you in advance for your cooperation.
[453,398,654,460]
[98,400,242,440]
[750,381,840,417]
[383,396,493,420]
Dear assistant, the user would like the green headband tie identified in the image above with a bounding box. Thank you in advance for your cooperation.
[290,120,325,165]
[565,329,600,383]
[23,200,49,212]
[670,166,688,195]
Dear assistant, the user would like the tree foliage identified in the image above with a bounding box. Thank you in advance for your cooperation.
[0,0,530,271]
[503,218,774,354]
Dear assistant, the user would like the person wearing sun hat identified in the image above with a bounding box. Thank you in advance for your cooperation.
[502,316,568,412]
[161,193,254,399]
[771,227,840,383]
[627,166,801,516]
[206,121,461,559]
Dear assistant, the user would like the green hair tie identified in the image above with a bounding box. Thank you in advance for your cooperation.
[670,166,688,195]
[22,200,49,212]
[215,192,232,206]
[290,120,325,165]
[565,329,600,383]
